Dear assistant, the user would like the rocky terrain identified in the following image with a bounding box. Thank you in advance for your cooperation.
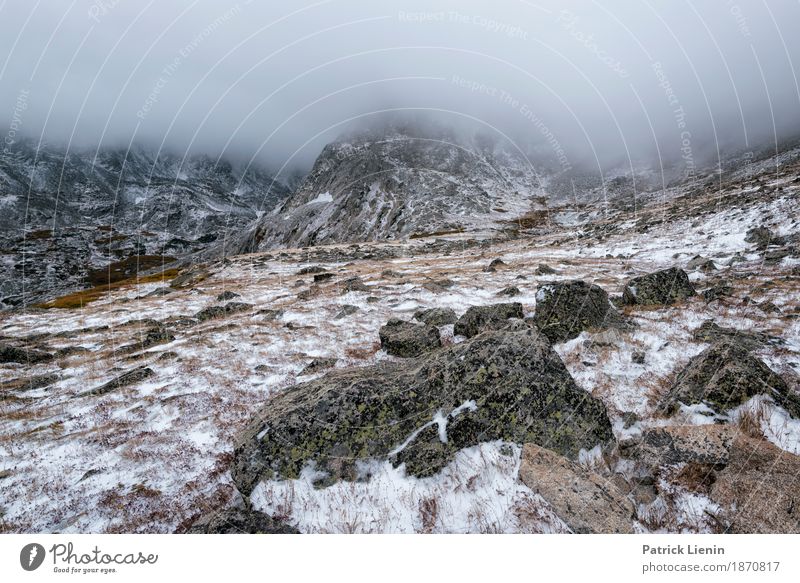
[1,134,799,534]
[0,140,289,308]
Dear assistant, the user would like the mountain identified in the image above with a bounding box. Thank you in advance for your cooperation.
[0,141,290,308]
[226,124,549,254]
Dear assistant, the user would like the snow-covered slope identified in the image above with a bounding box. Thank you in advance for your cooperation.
[0,141,289,308]
[229,125,548,253]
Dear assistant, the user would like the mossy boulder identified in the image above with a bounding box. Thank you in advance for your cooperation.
[379,318,441,357]
[533,280,620,343]
[231,324,614,495]
[658,340,800,417]
[413,307,457,327]
[622,267,695,306]
[453,303,524,338]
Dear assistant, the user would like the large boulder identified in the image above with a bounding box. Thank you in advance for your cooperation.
[710,435,800,533]
[231,324,614,495]
[533,280,620,343]
[518,443,635,533]
[453,303,524,338]
[379,319,441,357]
[658,340,800,417]
[622,267,695,306]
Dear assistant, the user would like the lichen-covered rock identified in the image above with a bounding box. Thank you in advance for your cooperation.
[533,280,620,343]
[187,507,299,534]
[413,307,457,327]
[0,344,54,364]
[691,320,773,351]
[379,318,441,357]
[518,443,635,533]
[622,267,696,306]
[231,326,614,495]
[630,425,735,469]
[194,302,253,322]
[658,340,800,417]
[453,303,524,338]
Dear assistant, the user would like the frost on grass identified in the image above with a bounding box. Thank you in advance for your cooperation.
[250,442,569,534]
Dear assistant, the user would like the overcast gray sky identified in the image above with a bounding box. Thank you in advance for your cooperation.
[1,0,799,173]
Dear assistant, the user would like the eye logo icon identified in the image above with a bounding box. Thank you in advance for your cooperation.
[20,543,46,571]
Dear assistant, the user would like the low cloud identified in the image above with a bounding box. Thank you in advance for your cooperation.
[1,0,798,175]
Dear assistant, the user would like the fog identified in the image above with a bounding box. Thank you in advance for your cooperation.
[1,0,799,175]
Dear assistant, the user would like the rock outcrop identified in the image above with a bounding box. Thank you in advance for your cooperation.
[518,443,635,533]
[379,318,442,357]
[453,303,524,338]
[622,267,696,306]
[658,340,799,417]
[231,325,614,495]
[533,280,621,343]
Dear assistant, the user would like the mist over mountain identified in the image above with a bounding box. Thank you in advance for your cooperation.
[2,0,799,176]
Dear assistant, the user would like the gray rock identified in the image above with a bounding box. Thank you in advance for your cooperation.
[745,226,783,250]
[686,255,717,272]
[631,425,735,469]
[334,305,359,319]
[339,276,370,293]
[533,280,621,343]
[231,325,613,494]
[300,358,338,375]
[710,434,800,533]
[535,264,557,275]
[79,366,154,398]
[379,318,441,357]
[497,286,521,297]
[622,267,696,306]
[658,340,799,417]
[518,443,635,533]
[453,303,524,338]
[187,507,299,534]
[484,258,506,272]
[170,269,210,290]
[0,344,54,364]
[297,265,327,275]
[413,307,457,327]
[195,302,253,322]
[216,290,240,302]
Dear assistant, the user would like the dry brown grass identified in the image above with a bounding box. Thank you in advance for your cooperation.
[38,268,181,309]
